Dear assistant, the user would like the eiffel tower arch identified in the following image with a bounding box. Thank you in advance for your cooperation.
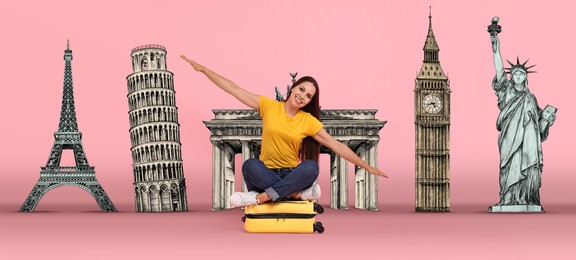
[20,41,117,212]
[20,177,117,212]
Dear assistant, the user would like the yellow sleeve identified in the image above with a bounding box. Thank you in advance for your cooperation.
[259,96,274,117]
[307,115,324,136]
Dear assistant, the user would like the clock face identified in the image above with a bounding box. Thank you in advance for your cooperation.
[423,94,443,113]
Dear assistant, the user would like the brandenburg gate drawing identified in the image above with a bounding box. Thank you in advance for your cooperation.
[204,109,386,211]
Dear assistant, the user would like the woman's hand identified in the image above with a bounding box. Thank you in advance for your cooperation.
[179,54,260,110]
[180,55,205,72]
[367,166,389,178]
[313,129,389,179]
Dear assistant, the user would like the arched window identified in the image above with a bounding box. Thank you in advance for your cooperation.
[141,58,148,71]
[160,184,170,211]
[149,185,159,211]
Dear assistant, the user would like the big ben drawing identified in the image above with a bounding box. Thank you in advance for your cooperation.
[415,10,451,212]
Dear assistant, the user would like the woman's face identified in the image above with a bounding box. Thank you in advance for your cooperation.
[288,81,316,108]
[512,71,526,86]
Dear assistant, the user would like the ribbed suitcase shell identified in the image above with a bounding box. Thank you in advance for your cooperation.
[242,201,324,233]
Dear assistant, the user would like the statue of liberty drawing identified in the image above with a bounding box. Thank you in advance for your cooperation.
[488,17,557,212]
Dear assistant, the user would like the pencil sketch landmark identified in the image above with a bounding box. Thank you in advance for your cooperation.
[127,44,188,212]
[20,41,117,212]
[487,17,557,213]
[414,10,451,212]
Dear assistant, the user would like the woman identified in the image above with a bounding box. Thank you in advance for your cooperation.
[490,35,556,207]
[181,55,388,208]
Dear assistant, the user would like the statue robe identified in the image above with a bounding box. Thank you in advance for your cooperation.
[493,75,548,205]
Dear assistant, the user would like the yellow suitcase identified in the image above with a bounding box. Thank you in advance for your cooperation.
[241,200,325,234]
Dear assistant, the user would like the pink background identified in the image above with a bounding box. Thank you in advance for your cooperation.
[1,0,574,259]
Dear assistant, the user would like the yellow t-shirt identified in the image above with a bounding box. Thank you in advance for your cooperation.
[259,96,324,169]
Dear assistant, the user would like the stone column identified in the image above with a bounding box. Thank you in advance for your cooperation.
[329,152,338,209]
[366,141,379,211]
[330,148,349,210]
[167,186,174,212]
[241,141,253,192]
[135,188,142,212]
[211,140,224,211]
[354,143,367,210]
[223,145,235,209]
[145,188,151,212]
[158,187,163,211]
[181,184,188,212]
[355,141,379,211]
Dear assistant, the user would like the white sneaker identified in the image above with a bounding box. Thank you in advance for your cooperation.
[229,191,260,208]
[298,184,321,201]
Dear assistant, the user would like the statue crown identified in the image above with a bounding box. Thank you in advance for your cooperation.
[505,57,536,75]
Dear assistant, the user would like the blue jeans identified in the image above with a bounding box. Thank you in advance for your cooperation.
[241,158,319,202]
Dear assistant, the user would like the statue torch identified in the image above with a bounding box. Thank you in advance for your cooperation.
[487,16,502,53]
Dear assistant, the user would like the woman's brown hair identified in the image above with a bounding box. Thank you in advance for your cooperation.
[286,76,321,162]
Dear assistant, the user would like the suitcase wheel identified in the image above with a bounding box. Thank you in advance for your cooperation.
[314,203,324,214]
[313,222,325,234]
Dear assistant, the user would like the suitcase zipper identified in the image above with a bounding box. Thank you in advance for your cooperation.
[245,213,316,219]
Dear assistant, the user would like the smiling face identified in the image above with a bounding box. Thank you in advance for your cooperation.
[287,81,317,108]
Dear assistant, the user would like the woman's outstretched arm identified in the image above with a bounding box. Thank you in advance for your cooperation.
[180,55,260,110]
[312,129,389,178]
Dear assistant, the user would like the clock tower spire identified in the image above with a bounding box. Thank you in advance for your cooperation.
[414,9,451,212]
[423,7,440,63]
[418,8,447,80]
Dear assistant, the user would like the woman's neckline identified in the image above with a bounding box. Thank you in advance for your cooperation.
[283,101,299,119]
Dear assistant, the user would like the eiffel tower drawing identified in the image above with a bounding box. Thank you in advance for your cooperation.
[20,41,117,212]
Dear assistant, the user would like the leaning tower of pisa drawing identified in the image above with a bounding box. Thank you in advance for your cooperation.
[126,44,188,212]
